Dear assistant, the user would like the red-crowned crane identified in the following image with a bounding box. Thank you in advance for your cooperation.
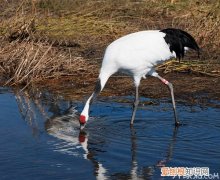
[79,28,200,129]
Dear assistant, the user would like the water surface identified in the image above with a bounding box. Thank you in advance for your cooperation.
[0,87,219,180]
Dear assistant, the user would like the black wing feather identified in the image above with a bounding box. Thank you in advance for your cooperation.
[160,28,200,60]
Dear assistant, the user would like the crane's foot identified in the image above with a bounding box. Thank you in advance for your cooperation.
[130,122,134,128]
[130,118,135,126]
[175,121,180,127]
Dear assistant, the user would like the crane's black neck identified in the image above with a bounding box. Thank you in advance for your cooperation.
[89,78,101,105]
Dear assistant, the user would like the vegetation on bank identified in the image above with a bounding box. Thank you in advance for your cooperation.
[0,0,219,86]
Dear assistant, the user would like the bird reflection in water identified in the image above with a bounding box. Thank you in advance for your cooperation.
[45,105,179,179]
[45,106,108,180]
[129,126,179,179]
[14,89,180,179]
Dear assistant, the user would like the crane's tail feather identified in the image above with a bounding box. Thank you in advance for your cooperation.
[160,28,200,60]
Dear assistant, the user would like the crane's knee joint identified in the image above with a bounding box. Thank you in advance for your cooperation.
[167,82,173,89]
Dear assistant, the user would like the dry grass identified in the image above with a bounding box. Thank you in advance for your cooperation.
[0,0,220,86]
[156,60,220,77]
[0,38,98,86]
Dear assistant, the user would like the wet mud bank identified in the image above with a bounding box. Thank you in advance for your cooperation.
[36,72,220,108]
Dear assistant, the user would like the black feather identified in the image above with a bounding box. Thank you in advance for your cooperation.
[89,78,101,104]
[160,28,200,60]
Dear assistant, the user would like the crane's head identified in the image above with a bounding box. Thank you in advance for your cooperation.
[79,114,88,130]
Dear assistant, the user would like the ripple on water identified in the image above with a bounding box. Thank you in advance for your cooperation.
[1,90,220,180]
[83,97,220,169]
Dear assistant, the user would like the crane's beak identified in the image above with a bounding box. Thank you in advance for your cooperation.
[80,123,85,130]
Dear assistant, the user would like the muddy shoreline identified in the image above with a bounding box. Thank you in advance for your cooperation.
[32,71,220,108]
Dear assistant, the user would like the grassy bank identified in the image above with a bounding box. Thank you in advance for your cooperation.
[0,0,220,86]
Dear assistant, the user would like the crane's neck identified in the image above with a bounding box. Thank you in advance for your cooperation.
[80,93,94,123]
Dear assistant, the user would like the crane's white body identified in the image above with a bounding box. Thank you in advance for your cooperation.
[100,30,175,85]
[81,30,176,121]
[80,29,199,127]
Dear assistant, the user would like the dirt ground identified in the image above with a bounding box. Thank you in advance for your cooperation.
[37,71,220,108]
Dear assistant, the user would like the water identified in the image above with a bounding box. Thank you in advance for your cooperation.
[0,87,219,180]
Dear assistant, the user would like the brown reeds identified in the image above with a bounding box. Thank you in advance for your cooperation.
[0,0,220,87]
[156,60,220,77]
[0,38,98,86]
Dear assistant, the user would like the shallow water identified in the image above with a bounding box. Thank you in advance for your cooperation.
[0,87,219,180]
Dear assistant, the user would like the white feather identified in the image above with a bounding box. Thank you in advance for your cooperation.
[100,30,175,80]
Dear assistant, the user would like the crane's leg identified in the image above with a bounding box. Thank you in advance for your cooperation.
[130,77,141,125]
[154,74,180,126]
[130,85,140,125]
